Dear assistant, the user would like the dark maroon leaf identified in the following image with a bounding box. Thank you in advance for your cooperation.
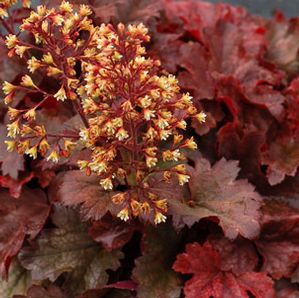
[0,188,50,278]
[89,217,135,251]
[49,170,117,221]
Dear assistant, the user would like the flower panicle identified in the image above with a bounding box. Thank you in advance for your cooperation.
[78,23,206,224]
[3,5,206,225]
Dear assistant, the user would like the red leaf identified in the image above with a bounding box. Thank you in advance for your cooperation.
[169,157,262,239]
[173,241,275,298]
[177,42,215,99]
[275,279,299,298]
[209,236,258,275]
[256,241,299,280]
[88,216,135,251]
[48,170,117,221]
[0,125,24,180]
[0,173,34,199]
[266,16,299,78]
[13,284,68,298]
[261,133,299,185]
[256,198,299,280]
[0,188,50,279]
[161,0,285,119]
[92,0,161,24]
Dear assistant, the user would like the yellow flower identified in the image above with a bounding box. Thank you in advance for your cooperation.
[181,93,193,105]
[7,107,20,120]
[18,140,30,153]
[39,139,50,155]
[15,45,30,58]
[117,208,129,222]
[47,151,59,163]
[79,4,92,16]
[21,75,35,88]
[156,118,169,129]
[60,1,73,13]
[54,85,67,101]
[142,202,151,214]
[116,128,129,141]
[183,137,197,150]
[0,8,8,18]
[5,34,18,49]
[7,121,20,138]
[100,177,113,190]
[4,92,14,104]
[78,160,89,170]
[64,140,76,151]
[2,81,16,95]
[177,173,190,186]
[41,20,49,32]
[162,149,181,161]
[89,161,107,173]
[146,156,157,168]
[112,193,126,205]
[47,66,63,76]
[173,134,184,145]
[5,140,16,152]
[42,53,54,65]
[25,146,38,159]
[174,164,186,173]
[194,111,207,123]
[176,120,187,130]
[159,130,171,141]
[131,200,141,216]
[52,14,64,26]
[139,95,151,108]
[24,108,36,120]
[154,212,167,225]
[155,199,168,212]
[144,109,155,120]
[145,147,157,157]
[27,57,41,73]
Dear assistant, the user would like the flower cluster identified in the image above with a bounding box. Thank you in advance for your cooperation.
[78,23,206,224]
[0,0,30,18]
[3,1,98,162]
[3,1,206,224]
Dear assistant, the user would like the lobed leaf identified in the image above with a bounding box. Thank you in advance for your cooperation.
[169,157,262,239]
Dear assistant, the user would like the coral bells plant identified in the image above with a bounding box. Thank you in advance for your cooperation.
[1,0,299,297]
[3,1,205,225]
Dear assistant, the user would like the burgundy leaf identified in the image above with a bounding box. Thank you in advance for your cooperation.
[0,188,50,278]
[48,170,117,221]
[169,157,262,239]
[173,241,275,298]
[88,217,135,251]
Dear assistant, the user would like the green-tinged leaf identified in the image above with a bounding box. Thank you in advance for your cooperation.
[168,158,262,239]
[18,206,123,295]
[0,261,33,298]
[132,223,182,298]
[49,171,117,221]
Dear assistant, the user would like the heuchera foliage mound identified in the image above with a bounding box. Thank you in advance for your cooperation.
[0,0,299,297]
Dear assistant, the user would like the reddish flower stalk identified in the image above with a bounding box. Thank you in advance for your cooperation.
[2,1,206,224]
